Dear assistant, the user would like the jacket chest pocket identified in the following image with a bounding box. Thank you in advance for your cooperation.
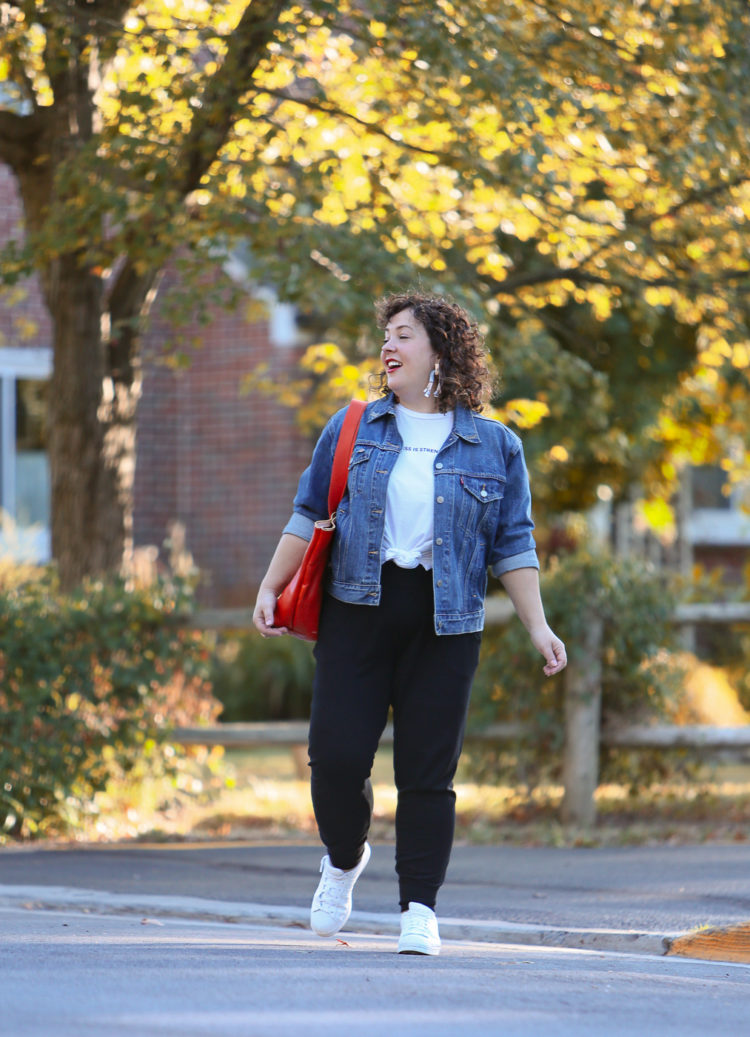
[347,445,375,496]
[457,475,506,533]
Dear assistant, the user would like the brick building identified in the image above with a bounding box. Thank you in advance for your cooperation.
[0,164,314,604]
[134,277,315,605]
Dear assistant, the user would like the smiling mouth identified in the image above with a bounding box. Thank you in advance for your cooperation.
[385,360,402,371]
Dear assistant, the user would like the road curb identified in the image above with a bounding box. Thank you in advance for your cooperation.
[0,883,678,957]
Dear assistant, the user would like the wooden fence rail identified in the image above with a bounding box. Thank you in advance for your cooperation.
[178,598,750,827]
[172,719,750,752]
[171,721,524,750]
[189,599,750,631]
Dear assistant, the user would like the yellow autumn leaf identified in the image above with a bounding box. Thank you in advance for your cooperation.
[638,498,676,537]
[494,399,550,430]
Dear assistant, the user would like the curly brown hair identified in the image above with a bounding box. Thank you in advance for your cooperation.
[374,292,495,413]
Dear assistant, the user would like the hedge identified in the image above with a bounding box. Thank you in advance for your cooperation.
[0,571,212,839]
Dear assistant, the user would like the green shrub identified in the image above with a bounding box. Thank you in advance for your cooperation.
[0,571,212,839]
[209,631,314,721]
[465,548,684,789]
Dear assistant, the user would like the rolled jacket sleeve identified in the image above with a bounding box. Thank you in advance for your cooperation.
[282,511,316,542]
[489,438,539,577]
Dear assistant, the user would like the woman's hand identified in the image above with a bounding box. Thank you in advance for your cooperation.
[498,569,567,677]
[529,623,567,677]
[252,587,288,638]
[252,534,309,638]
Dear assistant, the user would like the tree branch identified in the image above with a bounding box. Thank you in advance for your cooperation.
[480,260,750,299]
[252,84,519,188]
[80,0,133,61]
[487,265,607,294]
[634,174,750,228]
[106,257,159,384]
[256,86,457,162]
[0,109,47,171]
[528,0,642,66]
[176,0,291,195]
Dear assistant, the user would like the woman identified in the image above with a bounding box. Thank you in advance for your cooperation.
[253,292,566,955]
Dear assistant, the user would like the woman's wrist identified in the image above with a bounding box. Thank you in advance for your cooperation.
[258,583,280,600]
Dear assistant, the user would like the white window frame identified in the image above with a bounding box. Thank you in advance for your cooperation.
[687,505,750,546]
[686,466,750,547]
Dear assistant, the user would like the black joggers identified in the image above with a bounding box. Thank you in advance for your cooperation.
[308,561,482,910]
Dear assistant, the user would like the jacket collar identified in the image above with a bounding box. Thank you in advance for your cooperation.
[367,392,480,443]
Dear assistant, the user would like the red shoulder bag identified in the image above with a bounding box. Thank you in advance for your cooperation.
[273,399,367,641]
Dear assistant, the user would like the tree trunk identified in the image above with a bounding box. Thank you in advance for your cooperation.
[4,40,134,589]
[44,257,132,589]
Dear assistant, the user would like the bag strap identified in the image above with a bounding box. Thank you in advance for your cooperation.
[327,399,367,517]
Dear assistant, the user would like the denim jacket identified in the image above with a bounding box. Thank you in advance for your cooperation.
[283,393,538,635]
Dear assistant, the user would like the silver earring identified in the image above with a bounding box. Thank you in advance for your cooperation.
[423,368,435,398]
[433,362,441,398]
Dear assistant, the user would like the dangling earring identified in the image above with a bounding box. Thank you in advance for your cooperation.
[433,361,441,398]
[423,368,436,398]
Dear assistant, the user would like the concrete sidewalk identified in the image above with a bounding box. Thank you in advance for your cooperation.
[1,842,749,962]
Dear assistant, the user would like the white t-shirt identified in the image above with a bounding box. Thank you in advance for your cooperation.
[381,405,454,570]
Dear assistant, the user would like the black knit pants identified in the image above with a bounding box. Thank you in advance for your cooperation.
[308,561,481,910]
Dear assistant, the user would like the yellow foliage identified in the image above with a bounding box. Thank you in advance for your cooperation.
[586,286,612,321]
[492,398,550,431]
[644,286,674,308]
[548,444,570,463]
[244,344,380,435]
[667,655,749,726]
[637,498,676,539]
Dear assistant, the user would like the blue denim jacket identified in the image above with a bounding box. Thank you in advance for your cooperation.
[283,393,538,634]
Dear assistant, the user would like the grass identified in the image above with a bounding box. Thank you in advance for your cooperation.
[46,745,750,850]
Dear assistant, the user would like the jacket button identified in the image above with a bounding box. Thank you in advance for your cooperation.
[436,495,444,504]
[436,579,443,587]
[435,463,443,470]
[435,538,443,546]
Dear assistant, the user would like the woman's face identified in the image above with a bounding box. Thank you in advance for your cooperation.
[381,308,438,407]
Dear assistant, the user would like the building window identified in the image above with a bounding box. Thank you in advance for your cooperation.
[687,464,750,547]
[0,348,52,562]
[691,465,731,511]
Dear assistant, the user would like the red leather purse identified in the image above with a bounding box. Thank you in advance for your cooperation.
[274,399,367,641]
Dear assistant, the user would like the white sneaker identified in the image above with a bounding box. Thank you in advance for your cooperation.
[310,842,372,937]
[398,902,441,956]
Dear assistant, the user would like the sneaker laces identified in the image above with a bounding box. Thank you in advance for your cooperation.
[404,910,436,939]
[315,859,349,912]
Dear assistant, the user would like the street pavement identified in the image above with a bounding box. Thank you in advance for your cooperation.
[2,841,750,961]
[4,906,750,1037]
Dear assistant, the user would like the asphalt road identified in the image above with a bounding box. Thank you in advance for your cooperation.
[3,906,749,1037]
